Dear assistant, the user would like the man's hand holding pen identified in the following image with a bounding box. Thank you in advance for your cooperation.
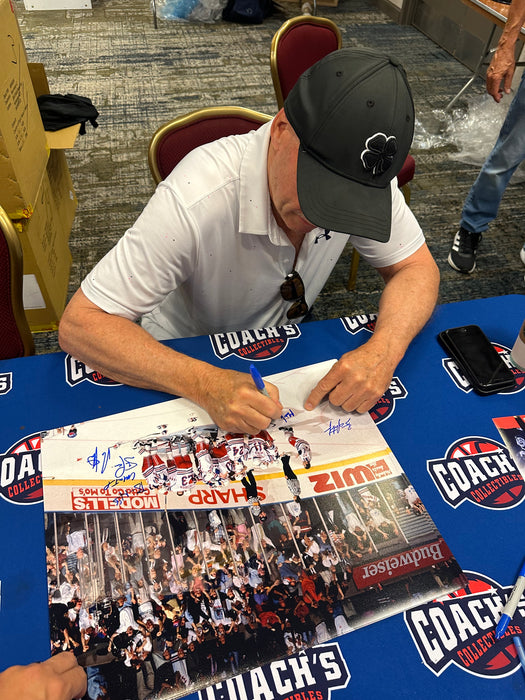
[197,365,282,434]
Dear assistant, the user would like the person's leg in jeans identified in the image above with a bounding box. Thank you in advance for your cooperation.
[449,71,525,272]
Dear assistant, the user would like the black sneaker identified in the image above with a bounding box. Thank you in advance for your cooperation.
[448,228,482,273]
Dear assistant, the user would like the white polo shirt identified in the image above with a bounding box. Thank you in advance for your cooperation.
[82,120,425,340]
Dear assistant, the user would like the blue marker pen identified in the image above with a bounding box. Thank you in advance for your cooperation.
[495,559,525,639]
[513,636,525,679]
[249,363,270,397]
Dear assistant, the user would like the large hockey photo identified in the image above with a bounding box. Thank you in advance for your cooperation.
[42,362,465,699]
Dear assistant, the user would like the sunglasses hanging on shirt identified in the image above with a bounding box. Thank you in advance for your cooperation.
[280,270,309,319]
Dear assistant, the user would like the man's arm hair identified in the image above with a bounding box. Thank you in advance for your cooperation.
[486,0,525,99]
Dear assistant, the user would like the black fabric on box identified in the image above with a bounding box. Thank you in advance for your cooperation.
[37,94,99,134]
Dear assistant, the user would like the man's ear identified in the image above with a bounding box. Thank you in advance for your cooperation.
[269,108,289,147]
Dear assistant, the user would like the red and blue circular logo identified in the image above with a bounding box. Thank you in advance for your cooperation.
[0,433,42,505]
[405,570,524,678]
[427,436,525,509]
[369,376,407,424]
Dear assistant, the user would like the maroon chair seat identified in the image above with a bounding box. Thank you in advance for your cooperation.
[270,15,342,111]
[0,206,35,360]
[398,154,416,190]
[148,107,272,184]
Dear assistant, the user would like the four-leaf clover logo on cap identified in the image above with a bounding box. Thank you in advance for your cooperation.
[361,133,398,176]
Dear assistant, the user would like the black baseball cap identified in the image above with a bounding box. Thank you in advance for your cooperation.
[284,48,415,242]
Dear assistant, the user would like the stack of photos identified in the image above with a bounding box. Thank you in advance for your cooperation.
[41,361,465,700]
[494,413,525,473]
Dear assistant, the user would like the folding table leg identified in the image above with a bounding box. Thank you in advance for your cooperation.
[445,25,497,111]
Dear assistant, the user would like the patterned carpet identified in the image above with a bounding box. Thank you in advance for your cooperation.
[14,0,525,353]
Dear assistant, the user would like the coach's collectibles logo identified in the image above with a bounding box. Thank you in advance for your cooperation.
[199,642,350,700]
[369,376,407,424]
[442,341,525,394]
[65,355,120,387]
[405,570,524,678]
[211,324,301,361]
[341,313,377,335]
[0,372,12,395]
[427,436,525,509]
[0,433,42,505]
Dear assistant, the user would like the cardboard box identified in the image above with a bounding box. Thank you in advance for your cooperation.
[28,63,81,149]
[10,62,78,330]
[19,175,73,331]
[13,158,76,331]
[0,0,49,219]
[46,149,78,245]
[23,0,91,10]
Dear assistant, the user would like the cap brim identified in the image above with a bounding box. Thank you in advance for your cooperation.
[296,146,392,242]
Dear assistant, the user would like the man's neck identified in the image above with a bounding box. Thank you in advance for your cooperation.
[271,201,307,265]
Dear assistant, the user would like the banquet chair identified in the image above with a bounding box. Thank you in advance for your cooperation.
[270,14,416,290]
[0,206,35,360]
[270,14,342,111]
[148,105,272,185]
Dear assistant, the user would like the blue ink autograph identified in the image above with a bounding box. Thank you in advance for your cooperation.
[280,409,295,423]
[324,418,352,436]
[111,483,146,506]
[87,448,137,480]
[87,447,139,505]
[102,471,138,492]
[86,446,112,474]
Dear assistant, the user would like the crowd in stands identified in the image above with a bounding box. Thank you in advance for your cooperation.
[45,478,439,699]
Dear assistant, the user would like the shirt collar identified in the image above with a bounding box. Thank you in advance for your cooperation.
[238,119,282,243]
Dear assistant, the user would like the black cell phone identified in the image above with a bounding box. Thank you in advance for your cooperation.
[438,325,516,395]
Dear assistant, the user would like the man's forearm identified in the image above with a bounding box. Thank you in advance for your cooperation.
[58,289,282,433]
[59,292,215,404]
[487,0,525,98]
[498,0,525,49]
[304,245,439,414]
[371,245,440,371]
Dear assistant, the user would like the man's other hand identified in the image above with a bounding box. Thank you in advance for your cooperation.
[304,346,393,414]
[0,653,87,700]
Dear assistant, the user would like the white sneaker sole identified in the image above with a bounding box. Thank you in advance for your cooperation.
[447,252,476,274]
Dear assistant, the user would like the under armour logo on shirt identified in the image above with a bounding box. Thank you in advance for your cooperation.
[315,229,331,244]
